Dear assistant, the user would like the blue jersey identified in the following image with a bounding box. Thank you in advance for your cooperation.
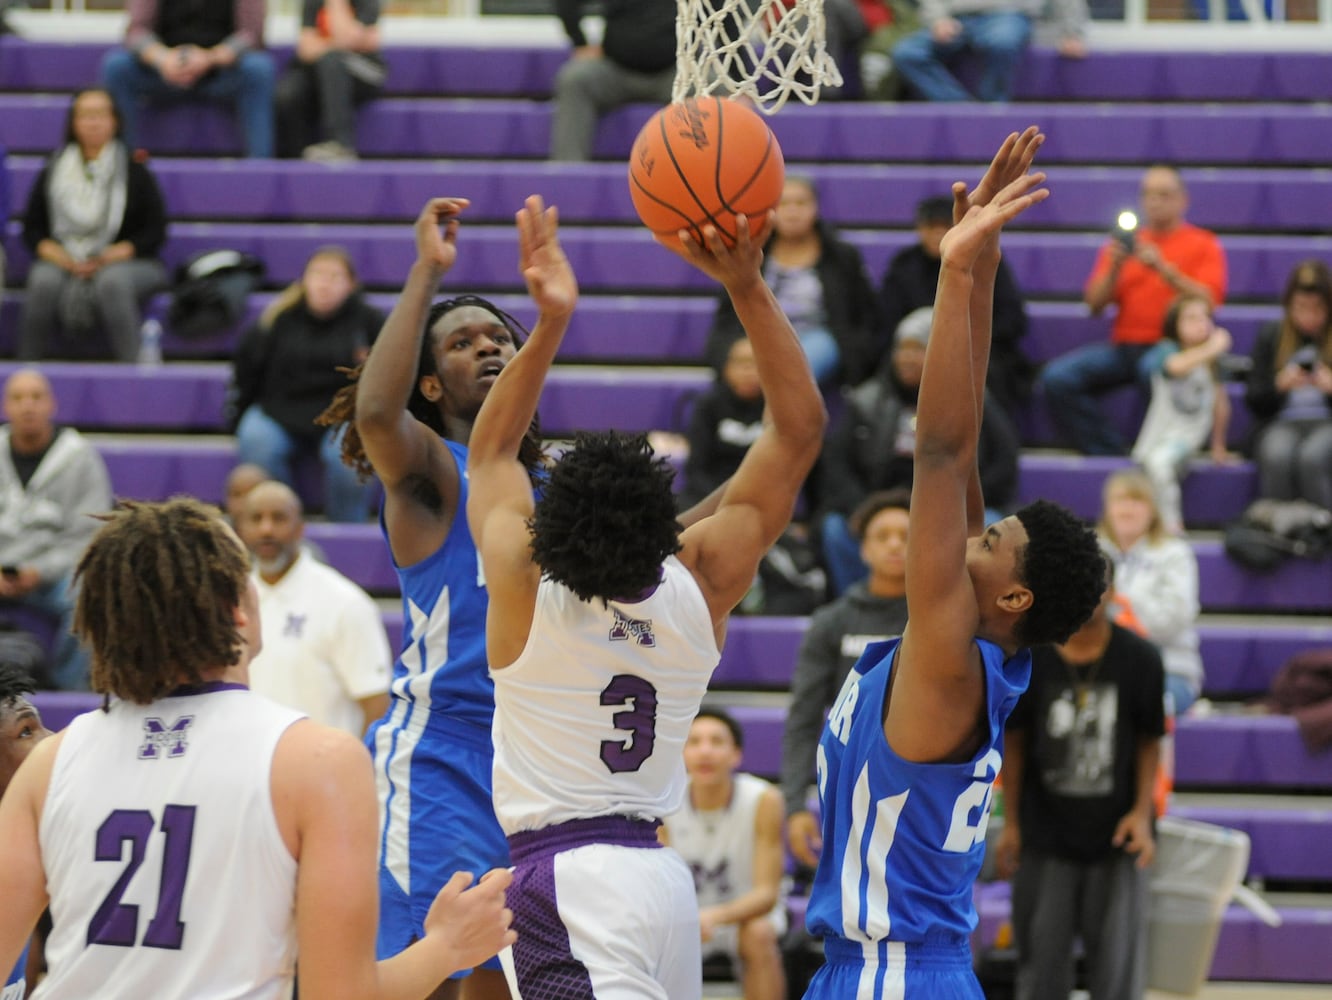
[3,945,26,1000]
[807,637,1031,947]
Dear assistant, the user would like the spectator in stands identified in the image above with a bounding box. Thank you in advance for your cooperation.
[18,88,167,364]
[275,0,386,162]
[238,481,390,736]
[661,708,787,1000]
[782,488,910,869]
[223,462,271,527]
[995,557,1164,1000]
[549,0,676,162]
[854,0,920,100]
[706,175,881,388]
[891,0,1088,103]
[227,246,383,522]
[100,0,275,159]
[1131,293,1234,535]
[1097,468,1203,714]
[1243,259,1332,511]
[818,306,1019,595]
[878,195,1032,418]
[0,370,110,692]
[680,334,764,511]
[1041,165,1228,456]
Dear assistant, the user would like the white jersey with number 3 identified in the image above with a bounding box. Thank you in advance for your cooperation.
[36,684,303,1000]
[491,555,720,835]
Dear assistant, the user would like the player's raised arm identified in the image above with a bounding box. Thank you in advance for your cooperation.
[665,216,828,627]
[466,195,578,661]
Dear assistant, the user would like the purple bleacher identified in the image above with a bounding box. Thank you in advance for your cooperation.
[1025,301,1274,366]
[712,616,809,689]
[974,882,1332,983]
[29,690,100,733]
[1021,380,1254,450]
[96,438,234,502]
[721,704,786,781]
[1169,804,1332,882]
[1194,539,1332,613]
[1175,714,1332,789]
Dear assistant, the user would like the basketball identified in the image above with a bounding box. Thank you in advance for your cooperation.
[628,97,786,249]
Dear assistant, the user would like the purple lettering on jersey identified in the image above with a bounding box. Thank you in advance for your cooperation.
[138,716,195,760]
[599,674,658,773]
[689,859,731,897]
[608,609,656,648]
[88,806,197,951]
[283,613,306,638]
[142,805,196,950]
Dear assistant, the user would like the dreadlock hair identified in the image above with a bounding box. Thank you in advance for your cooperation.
[529,430,682,604]
[0,659,36,720]
[73,498,252,706]
[1011,499,1107,648]
[316,295,545,485]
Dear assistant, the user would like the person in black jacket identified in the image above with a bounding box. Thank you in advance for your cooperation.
[879,195,1032,419]
[705,175,881,388]
[679,333,765,510]
[19,89,167,362]
[1243,259,1332,510]
[228,246,383,522]
[818,306,1020,595]
[549,0,676,161]
[781,487,911,871]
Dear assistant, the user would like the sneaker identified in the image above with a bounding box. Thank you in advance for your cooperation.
[302,141,358,163]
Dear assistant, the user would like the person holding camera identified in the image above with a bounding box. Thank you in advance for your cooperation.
[1244,259,1332,511]
[1040,166,1227,456]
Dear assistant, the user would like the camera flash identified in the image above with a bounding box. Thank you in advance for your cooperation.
[1117,211,1139,232]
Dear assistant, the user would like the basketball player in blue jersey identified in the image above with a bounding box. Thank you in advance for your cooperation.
[0,498,515,1000]
[0,661,50,999]
[802,129,1108,999]
[466,195,825,999]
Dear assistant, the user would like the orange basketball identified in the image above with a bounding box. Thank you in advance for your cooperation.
[628,97,786,249]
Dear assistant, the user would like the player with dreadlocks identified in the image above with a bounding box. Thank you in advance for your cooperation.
[0,497,514,1000]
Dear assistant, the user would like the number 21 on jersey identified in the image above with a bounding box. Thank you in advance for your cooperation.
[88,805,197,950]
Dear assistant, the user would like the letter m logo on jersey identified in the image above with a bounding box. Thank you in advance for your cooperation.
[139,716,196,760]
[609,609,656,647]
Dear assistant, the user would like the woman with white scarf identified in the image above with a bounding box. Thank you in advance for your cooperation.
[20,88,168,362]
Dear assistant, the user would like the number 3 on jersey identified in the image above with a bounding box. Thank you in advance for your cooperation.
[88,805,196,949]
[599,674,658,773]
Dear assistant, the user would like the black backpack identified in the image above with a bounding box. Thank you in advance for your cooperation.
[167,250,266,340]
[1224,499,1332,571]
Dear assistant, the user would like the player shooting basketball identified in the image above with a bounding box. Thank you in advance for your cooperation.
[465,195,824,998]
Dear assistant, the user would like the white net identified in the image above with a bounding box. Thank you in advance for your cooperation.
[673,0,844,114]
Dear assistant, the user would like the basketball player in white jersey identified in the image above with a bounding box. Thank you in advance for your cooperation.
[465,195,825,999]
[662,708,787,1000]
[0,498,515,1000]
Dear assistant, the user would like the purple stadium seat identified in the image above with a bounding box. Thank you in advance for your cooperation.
[1174,713,1332,789]
[712,616,810,689]
[1199,623,1332,695]
[96,438,235,503]
[1025,301,1275,366]
[1194,539,1332,613]
[1169,804,1332,882]
[28,691,100,732]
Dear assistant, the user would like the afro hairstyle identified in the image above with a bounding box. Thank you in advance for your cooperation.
[1012,499,1107,647]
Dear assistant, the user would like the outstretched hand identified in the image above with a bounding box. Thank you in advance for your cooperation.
[951,126,1046,269]
[415,197,470,275]
[655,212,774,292]
[940,171,1049,275]
[517,194,578,319]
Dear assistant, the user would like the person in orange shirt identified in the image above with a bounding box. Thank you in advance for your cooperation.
[1039,165,1227,455]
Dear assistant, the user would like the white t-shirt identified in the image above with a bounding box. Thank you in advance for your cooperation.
[249,553,391,735]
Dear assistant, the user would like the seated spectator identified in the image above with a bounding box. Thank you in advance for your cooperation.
[891,0,1088,103]
[549,0,675,162]
[854,0,920,100]
[878,195,1032,418]
[1041,165,1228,455]
[706,175,880,388]
[1097,468,1203,714]
[995,557,1164,1000]
[819,306,1019,595]
[782,488,910,870]
[0,370,111,691]
[223,462,271,527]
[660,709,787,1000]
[227,246,383,522]
[1131,294,1233,535]
[680,334,765,511]
[237,481,390,735]
[19,89,167,363]
[275,0,386,161]
[1244,259,1332,512]
[101,0,275,159]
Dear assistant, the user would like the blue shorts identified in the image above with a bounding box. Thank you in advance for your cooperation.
[803,937,981,999]
[370,715,509,971]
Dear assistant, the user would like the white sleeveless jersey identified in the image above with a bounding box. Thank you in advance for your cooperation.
[665,773,787,926]
[36,684,303,1000]
[492,555,720,835]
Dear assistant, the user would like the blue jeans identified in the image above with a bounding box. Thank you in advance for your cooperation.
[821,512,866,598]
[1039,341,1172,456]
[236,406,375,522]
[101,48,275,157]
[3,574,91,691]
[1165,673,1199,716]
[800,328,842,386]
[892,11,1033,102]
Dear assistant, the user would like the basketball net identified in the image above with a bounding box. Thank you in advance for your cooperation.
[673,0,844,114]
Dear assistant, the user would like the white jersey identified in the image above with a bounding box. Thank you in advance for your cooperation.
[36,684,302,1000]
[492,555,720,835]
[248,553,391,736]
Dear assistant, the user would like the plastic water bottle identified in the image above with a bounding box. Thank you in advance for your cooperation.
[137,318,163,367]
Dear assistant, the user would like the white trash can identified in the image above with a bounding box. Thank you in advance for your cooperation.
[1147,816,1251,995]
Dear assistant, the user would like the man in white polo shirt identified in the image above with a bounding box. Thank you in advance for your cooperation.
[238,480,390,735]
